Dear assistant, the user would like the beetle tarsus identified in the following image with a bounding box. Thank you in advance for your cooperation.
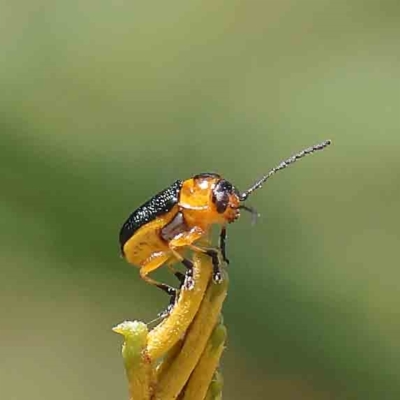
[155,282,177,297]
[213,268,223,283]
[180,258,195,289]
[203,249,223,283]
[158,302,175,318]
[158,287,179,318]
[184,274,195,290]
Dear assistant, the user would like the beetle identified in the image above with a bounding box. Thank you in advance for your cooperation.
[119,140,331,298]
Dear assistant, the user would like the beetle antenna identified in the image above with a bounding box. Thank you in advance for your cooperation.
[240,139,332,201]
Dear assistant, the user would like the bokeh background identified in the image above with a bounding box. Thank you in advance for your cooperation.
[1,1,399,399]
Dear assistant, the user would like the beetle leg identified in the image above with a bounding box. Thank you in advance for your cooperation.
[169,249,195,289]
[139,271,179,318]
[174,271,186,285]
[219,226,230,265]
[160,292,179,318]
[166,264,186,286]
[139,268,177,298]
[188,244,223,283]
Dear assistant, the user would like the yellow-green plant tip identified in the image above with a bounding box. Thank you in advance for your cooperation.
[114,321,152,400]
[154,256,228,400]
[147,252,212,361]
[181,323,226,400]
[114,321,148,362]
[113,320,148,338]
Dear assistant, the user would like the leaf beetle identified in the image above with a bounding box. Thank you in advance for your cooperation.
[119,140,331,299]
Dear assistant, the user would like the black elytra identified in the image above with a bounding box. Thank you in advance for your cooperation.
[119,180,183,253]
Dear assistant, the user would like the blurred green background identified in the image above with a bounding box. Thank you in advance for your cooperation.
[1,1,399,399]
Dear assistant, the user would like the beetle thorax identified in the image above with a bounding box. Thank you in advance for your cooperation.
[178,175,240,232]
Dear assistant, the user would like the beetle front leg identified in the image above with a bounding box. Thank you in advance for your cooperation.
[206,248,223,283]
[219,226,229,265]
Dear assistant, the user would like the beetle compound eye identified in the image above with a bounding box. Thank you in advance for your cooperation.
[212,179,235,214]
[213,191,229,213]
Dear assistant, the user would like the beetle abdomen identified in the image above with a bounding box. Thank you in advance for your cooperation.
[119,180,183,252]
